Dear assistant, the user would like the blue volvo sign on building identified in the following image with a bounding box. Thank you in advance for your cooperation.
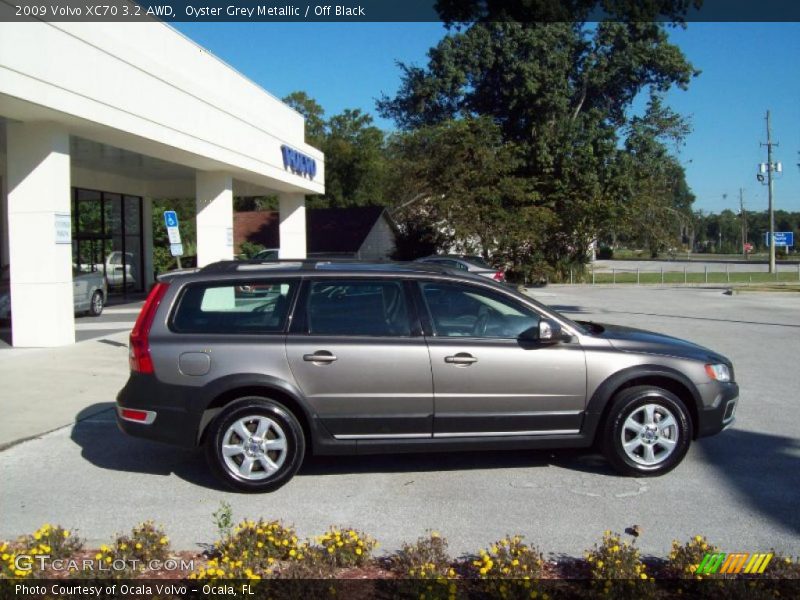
[280,145,317,179]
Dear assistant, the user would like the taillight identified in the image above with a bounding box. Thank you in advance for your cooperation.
[493,271,505,282]
[129,282,169,373]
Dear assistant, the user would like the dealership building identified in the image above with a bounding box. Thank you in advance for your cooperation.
[0,20,324,347]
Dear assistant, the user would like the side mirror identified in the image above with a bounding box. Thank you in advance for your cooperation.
[518,319,563,343]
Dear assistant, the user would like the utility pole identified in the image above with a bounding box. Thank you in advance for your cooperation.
[762,111,778,273]
[739,188,748,259]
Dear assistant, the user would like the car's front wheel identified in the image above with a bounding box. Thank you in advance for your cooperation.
[602,386,692,476]
[205,397,305,492]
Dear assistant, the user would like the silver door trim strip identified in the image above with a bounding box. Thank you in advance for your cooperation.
[437,410,583,417]
[333,433,432,440]
[332,430,581,441]
[434,429,580,438]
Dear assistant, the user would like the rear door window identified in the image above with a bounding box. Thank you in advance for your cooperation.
[305,280,412,337]
[172,280,298,334]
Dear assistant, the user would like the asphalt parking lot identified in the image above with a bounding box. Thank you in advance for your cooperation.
[1,285,798,558]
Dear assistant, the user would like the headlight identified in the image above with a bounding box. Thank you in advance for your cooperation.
[705,363,731,382]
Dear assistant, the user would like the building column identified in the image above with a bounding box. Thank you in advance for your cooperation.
[142,197,155,288]
[1,172,8,268]
[6,122,74,347]
[196,172,233,268]
[278,193,306,259]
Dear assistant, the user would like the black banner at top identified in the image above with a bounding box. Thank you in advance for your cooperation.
[2,0,800,22]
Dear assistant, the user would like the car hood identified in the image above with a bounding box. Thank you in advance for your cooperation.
[587,322,730,364]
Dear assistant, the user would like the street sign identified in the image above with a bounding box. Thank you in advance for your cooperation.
[764,232,794,247]
[163,210,181,245]
[170,243,184,257]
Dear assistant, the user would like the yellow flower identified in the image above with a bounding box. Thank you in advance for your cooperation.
[160,537,168,545]
[694,535,703,543]
[135,543,142,549]
[63,530,70,538]
[355,548,362,555]
[640,573,647,580]
[597,561,604,568]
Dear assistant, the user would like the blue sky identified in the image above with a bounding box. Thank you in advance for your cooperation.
[174,22,800,214]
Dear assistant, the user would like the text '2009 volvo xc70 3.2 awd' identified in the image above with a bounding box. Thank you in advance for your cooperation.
[117,260,738,492]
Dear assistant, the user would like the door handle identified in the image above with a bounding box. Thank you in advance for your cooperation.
[303,351,337,364]
[444,353,478,365]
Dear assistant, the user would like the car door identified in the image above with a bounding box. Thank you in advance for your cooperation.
[285,278,433,439]
[416,280,587,438]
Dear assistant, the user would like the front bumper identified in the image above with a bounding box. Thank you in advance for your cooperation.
[695,382,739,438]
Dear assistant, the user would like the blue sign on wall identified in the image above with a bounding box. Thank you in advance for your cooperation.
[280,145,316,180]
[765,232,794,247]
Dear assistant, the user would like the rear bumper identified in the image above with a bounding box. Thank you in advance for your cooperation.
[116,374,201,448]
[695,382,739,438]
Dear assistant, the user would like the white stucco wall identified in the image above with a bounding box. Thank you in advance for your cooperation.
[0,20,324,195]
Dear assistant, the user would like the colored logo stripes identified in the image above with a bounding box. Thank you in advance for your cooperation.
[696,552,773,575]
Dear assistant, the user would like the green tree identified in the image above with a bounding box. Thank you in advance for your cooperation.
[282,91,326,148]
[614,93,694,257]
[322,109,389,207]
[378,11,699,277]
[387,117,553,277]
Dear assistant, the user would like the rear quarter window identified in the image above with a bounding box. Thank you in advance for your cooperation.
[171,280,298,334]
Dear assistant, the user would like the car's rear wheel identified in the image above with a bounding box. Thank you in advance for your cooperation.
[89,291,104,316]
[602,386,692,476]
[205,397,305,492]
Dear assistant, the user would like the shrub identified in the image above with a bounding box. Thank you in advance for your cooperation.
[212,501,234,541]
[24,524,83,560]
[191,519,300,580]
[1,524,83,578]
[113,521,170,564]
[763,553,800,579]
[471,535,544,579]
[239,241,266,259]
[393,531,454,579]
[1,540,31,579]
[315,526,377,568]
[470,535,547,600]
[665,535,720,579]
[597,246,614,260]
[585,531,654,599]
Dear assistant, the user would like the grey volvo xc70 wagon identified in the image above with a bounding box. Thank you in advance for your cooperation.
[117,260,738,492]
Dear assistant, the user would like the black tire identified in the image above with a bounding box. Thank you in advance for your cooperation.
[205,397,305,492]
[602,386,692,477]
[88,291,104,317]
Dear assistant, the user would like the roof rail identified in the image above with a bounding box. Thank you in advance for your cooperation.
[199,258,398,273]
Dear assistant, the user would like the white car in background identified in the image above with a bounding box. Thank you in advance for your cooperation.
[0,266,106,320]
[101,251,138,289]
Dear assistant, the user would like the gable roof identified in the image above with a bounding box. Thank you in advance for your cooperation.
[234,206,390,254]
